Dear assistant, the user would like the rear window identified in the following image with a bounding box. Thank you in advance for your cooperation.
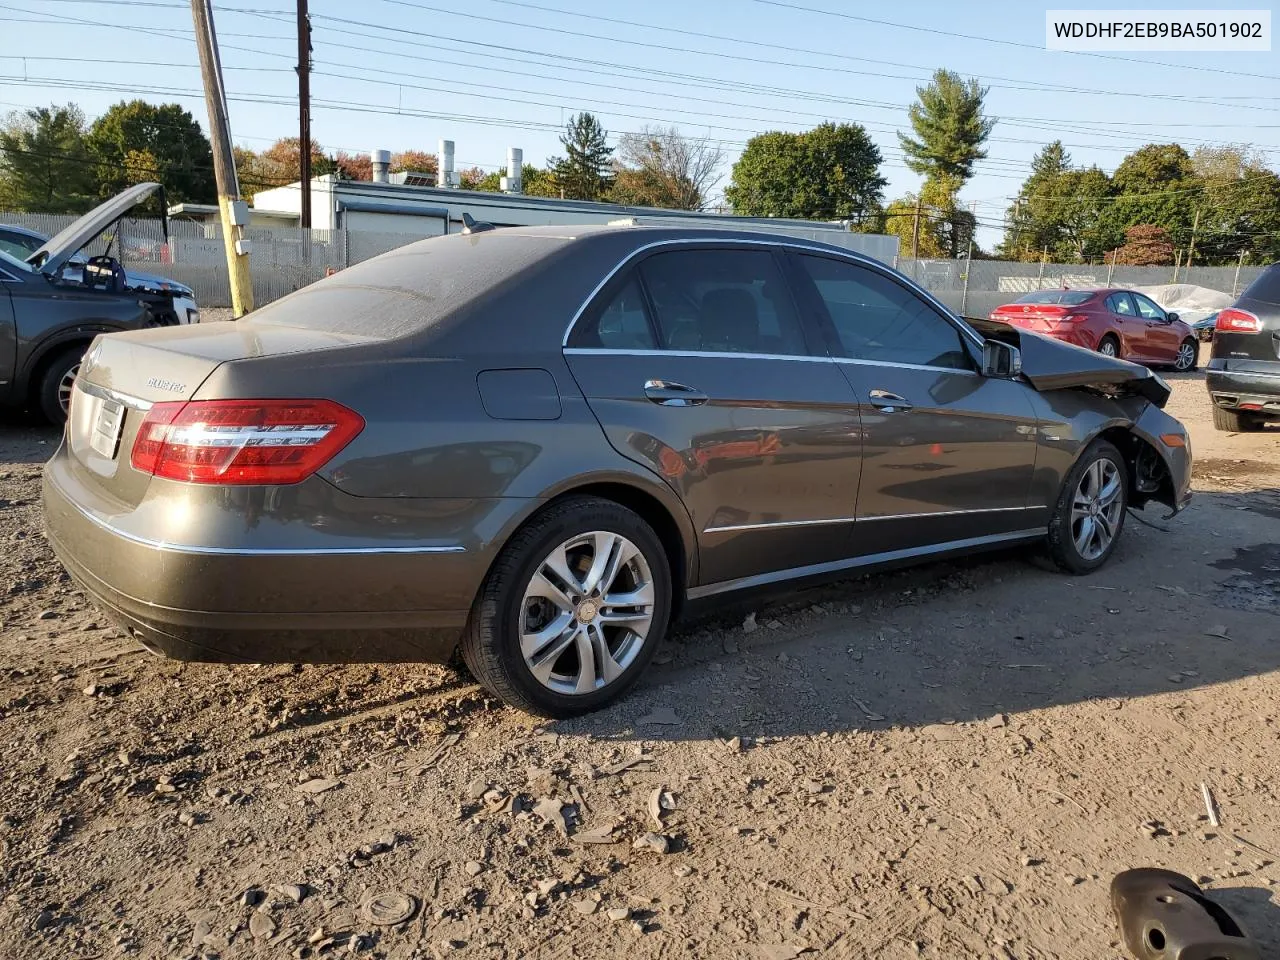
[1013,291,1092,305]
[1240,265,1280,306]
[249,233,570,337]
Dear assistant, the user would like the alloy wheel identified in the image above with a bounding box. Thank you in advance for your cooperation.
[1099,340,1118,358]
[1070,458,1123,561]
[1174,341,1197,371]
[519,531,655,696]
[58,362,80,417]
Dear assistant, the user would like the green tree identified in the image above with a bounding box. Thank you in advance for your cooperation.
[610,126,723,211]
[87,100,215,205]
[898,69,994,184]
[898,70,993,256]
[881,193,947,259]
[1192,145,1280,264]
[1001,142,1110,261]
[549,112,613,201]
[0,104,98,212]
[725,123,885,221]
[1098,143,1199,253]
[471,164,559,197]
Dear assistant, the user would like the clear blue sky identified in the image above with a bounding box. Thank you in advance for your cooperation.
[2,0,1278,246]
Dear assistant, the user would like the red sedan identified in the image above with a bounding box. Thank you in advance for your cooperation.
[989,289,1200,372]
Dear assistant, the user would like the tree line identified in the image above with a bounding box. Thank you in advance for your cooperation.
[2,83,1278,266]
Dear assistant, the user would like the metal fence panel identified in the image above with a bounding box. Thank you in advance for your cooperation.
[1,209,1266,312]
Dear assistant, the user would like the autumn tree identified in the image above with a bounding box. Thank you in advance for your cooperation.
[390,150,437,175]
[334,150,372,181]
[87,100,215,204]
[549,112,613,201]
[0,104,98,212]
[1109,225,1174,265]
[610,126,723,211]
[725,123,885,221]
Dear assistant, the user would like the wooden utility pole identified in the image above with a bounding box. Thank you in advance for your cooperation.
[190,0,254,316]
[910,196,921,261]
[1185,206,1201,274]
[297,0,312,229]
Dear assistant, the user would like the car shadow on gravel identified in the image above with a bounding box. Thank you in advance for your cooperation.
[1210,886,1280,956]
[0,415,60,464]
[555,489,1280,743]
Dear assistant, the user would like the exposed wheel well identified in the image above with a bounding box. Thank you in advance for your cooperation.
[1096,426,1174,510]
[544,482,689,618]
[26,339,93,408]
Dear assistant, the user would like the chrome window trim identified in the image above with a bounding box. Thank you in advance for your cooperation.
[0,267,22,283]
[61,495,467,556]
[564,347,831,364]
[560,235,985,354]
[834,356,980,377]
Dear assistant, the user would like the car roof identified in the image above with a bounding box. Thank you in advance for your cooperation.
[488,222,876,260]
[0,223,44,240]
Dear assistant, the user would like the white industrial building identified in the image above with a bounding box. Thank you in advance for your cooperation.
[172,140,898,263]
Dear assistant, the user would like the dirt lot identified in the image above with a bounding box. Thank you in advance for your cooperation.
[1,352,1278,960]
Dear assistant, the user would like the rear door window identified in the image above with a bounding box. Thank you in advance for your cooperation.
[1108,293,1136,316]
[572,274,658,350]
[638,248,809,356]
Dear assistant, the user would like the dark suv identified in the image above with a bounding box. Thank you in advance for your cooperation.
[1207,265,1280,431]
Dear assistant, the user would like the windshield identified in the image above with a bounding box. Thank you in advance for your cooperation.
[0,247,35,274]
[1014,291,1093,305]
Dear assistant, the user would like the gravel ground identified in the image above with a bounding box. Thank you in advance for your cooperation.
[1,349,1278,960]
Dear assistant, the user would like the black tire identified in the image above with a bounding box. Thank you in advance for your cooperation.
[36,347,85,425]
[1212,406,1263,432]
[461,496,673,718]
[1047,439,1128,575]
[1173,338,1199,372]
[1097,334,1120,359]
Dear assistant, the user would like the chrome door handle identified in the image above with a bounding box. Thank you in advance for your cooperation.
[643,379,709,406]
[868,388,912,413]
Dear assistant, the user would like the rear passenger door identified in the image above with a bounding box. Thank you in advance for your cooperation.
[564,244,865,588]
[1106,292,1142,355]
[787,252,1041,556]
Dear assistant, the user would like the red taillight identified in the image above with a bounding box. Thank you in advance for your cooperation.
[1052,313,1089,325]
[1216,308,1262,333]
[130,399,364,485]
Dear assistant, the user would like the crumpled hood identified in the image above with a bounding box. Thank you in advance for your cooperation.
[31,182,162,277]
[968,318,1171,407]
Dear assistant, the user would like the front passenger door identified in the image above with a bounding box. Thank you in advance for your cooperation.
[1132,292,1180,362]
[789,253,1041,556]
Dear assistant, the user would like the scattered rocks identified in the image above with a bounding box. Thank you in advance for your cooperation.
[249,910,277,939]
[742,613,758,634]
[648,787,675,828]
[572,898,599,915]
[607,906,631,922]
[574,825,617,845]
[33,909,54,931]
[532,797,569,835]
[273,883,306,904]
[36,610,58,621]
[987,713,1008,728]
[464,860,486,877]
[633,832,670,854]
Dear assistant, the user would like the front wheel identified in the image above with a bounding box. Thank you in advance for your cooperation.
[1047,440,1128,575]
[1172,338,1198,372]
[461,496,672,717]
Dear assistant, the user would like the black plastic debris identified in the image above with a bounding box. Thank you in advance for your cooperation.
[1111,868,1259,960]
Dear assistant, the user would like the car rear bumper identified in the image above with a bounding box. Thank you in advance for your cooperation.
[41,447,529,663]
[1206,364,1280,417]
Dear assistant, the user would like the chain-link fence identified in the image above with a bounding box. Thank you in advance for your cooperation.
[897,257,1264,319]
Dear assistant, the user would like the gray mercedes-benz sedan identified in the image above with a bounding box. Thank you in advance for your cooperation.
[43,224,1192,716]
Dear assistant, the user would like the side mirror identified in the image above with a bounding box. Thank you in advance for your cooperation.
[982,339,1022,378]
[1166,311,1180,323]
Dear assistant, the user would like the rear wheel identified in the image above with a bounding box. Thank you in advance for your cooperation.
[1212,406,1264,432]
[461,496,672,717]
[1173,338,1198,372]
[37,347,84,424]
[1047,440,1128,575]
[1097,335,1120,359]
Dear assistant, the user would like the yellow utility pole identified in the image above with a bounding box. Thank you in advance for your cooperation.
[190,0,254,317]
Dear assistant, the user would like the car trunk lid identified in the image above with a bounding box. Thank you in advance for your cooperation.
[991,303,1073,333]
[67,321,374,507]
